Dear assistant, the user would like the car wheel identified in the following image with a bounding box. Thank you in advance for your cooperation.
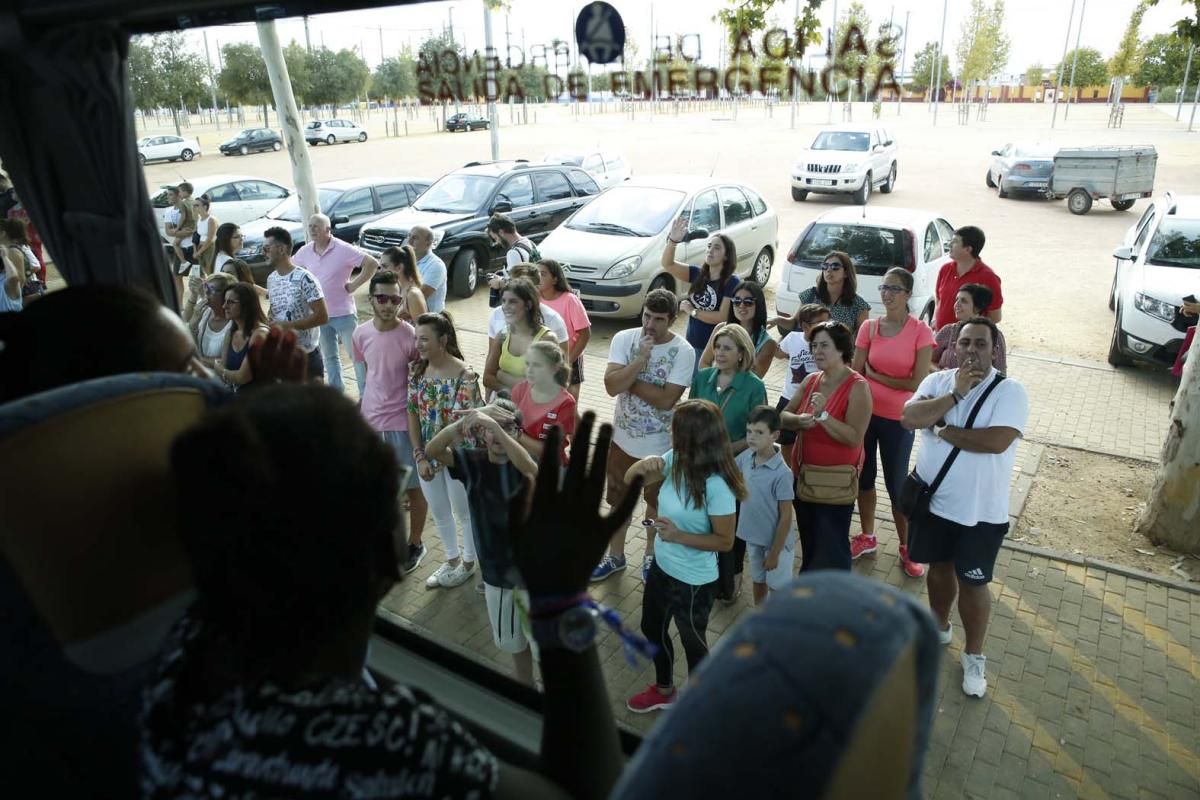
[1107,311,1133,367]
[181,148,194,161]
[239,145,249,156]
[791,187,808,202]
[648,273,676,298]
[272,141,281,151]
[1111,198,1135,211]
[1067,189,1092,215]
[450,249,479,298]
[751,248,773,285]
[138,153,146,165]
[358,132,367,142]
[852,174,871,205]
[985,170,996,188]
[326,134,336,145]
[880,163,897,194]
[997,175,1009,199]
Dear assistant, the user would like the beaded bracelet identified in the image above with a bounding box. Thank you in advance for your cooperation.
[520,591,658,666]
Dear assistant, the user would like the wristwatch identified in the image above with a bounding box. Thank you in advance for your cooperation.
[815,410,830,422]
[932,420,948,439]
[531,605,600,653]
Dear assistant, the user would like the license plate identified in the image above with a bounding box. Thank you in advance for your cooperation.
[810,179,835,187]
[1027,181,1047,188]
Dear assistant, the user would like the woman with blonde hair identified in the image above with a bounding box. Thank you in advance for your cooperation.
[510,340,577,465]
[689,324,767,456]
[622,399,748,713]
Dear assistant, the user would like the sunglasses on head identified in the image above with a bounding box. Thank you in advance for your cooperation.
[372,294,402,305]
[731,297,756,307]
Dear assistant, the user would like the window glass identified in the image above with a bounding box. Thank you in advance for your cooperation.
[1146,219,1200,268]
[377,184,412,211]
[935,219,956,253]
[567,169,601,196]
[1134,213,1157,249]
[335,188,375,219]
[923,223,942,263]
[497,174,535,207]
[719,187,752,226]
[792,223,904,275]
[565,186,685,236]
[582,154,604,172]
[745,188,768,217]
[604,156,624,172]
[689,190,720,232]
[206,183,241,203]
[241,181,288,201]
[533,171,572,202]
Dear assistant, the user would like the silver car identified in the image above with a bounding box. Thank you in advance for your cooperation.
[538,176,778,318]
[986,143,1057,198]
[541,151,632,189]
[305,119,368,145]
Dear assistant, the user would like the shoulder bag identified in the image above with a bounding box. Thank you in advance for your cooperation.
[897,373,1006,522]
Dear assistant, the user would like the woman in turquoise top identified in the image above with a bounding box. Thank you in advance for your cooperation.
[689,324,767,455]
[622,400,747,713]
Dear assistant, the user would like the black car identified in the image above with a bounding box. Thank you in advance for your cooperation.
[358,160,601,298]
[445,112,490,132]
[236,177,432,286]
[219,128,283,156]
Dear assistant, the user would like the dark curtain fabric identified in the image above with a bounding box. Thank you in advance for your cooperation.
[0,20,176,305]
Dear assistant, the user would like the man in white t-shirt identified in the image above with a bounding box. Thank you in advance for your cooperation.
[405,225,447,313]
[902,318,1028,700]
[264,226,329,381]
[592,288,695,583]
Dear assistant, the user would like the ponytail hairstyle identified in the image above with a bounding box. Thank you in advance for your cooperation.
[669,399,748,508]
[528,340,569,387]
[412,311,464,379]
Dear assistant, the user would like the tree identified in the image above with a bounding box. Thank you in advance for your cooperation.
[1110,0,1151,79]
[126,33,208,133]
[1055,47,1108,87]
[714,0,824,59]
[1147,0,1200,44]
[1138,33,1193,86]
[1024,62,1044,86]
[955,0,1012,83]
[307,48,370,107]
[835,1,873,99]
[371,55,417,100]
[128,37,160,113]
[219,42,274,122]
[283,41,313,104]
[1136,336,1200,554]
[908,41,951,92]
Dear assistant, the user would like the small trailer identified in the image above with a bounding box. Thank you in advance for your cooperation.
[1050,145,1157,215]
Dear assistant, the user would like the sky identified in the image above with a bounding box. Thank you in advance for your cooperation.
[183,0,1193,80]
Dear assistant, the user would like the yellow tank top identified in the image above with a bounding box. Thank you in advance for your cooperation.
[499,326,553,379]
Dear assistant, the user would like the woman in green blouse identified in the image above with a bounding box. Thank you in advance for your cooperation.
[689,323,767,455]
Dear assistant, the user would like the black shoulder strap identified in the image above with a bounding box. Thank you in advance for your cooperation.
[925,373,1006,496]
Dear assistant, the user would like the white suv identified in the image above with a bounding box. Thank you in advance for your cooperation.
[790,125,898,206]
[776,206,955,321]
[1108,192,1200,368]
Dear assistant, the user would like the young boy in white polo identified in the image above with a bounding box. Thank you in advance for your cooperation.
[735,405,796,606]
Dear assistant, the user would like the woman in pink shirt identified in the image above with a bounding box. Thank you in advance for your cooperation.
[510,340,577,465]
[536,259,591,402]
[851,268,935,578]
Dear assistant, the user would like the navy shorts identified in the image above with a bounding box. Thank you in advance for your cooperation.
[569,357,584,386]
[305,346,325,382]
[907,512,1008,586]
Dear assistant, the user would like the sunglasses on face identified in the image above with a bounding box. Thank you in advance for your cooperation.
[822,263,843,271]
[372,294,402,305]
[879,285,907,294]
[731,297,756,307]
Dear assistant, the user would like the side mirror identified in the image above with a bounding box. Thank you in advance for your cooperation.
[331,214,350,225]
[684,228,709,243]
[1113,245,1135,261]
[491,201,513,213]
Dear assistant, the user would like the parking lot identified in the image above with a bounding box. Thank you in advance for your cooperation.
[145,99,1200,365]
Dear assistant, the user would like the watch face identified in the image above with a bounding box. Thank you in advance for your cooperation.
[560,606,599,652]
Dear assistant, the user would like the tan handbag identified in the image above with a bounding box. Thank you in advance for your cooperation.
[796,463,859,505]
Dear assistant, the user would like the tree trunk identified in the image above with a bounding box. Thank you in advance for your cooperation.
[257,21,319,222]
[1137,335,1200,553]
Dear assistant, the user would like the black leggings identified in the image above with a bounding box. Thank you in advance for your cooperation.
[641,560,715,687]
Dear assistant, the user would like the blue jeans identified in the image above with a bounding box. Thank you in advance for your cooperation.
[319,314,365,395]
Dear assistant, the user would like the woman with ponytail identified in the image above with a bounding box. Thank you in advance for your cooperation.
[510,339,577,465]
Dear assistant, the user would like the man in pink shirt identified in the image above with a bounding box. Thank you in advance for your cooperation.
[294,213,380,395]
[933,226,1004,331]
[352,269,428,574]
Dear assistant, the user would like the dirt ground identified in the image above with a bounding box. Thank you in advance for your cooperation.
[1015,446,1199,582]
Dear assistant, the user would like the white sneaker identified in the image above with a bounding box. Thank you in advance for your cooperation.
[437,560,474,588]
[938,620,953,645]
[961,652,987,698]
[425,562,453,589]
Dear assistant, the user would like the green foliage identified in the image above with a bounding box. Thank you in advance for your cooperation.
[908,41,951,91]
[1146,0,1200,44]
[1024,62,1044,86]
[1138,32,1194,85]
[1056,47,1109,87]
[306,48,370,106]
[955,0,1011,83]
[371,56,418,100]
[128,37,159,111]
[498,64,554,101]
[218,42,273,108]
[714,0,825,57]
[283,41,313,102]
[1110,0,1151,78]
[127,33,209,110]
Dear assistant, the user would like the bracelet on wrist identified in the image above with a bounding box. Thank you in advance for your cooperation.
[667,237,681,244]
[412,447,427,462]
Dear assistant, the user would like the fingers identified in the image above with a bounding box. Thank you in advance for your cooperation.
[565,411,596,491]
[533,424,561,503]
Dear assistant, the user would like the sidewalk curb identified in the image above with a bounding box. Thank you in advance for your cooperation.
[1002,540,1200,595]
[1023,436,1160,464]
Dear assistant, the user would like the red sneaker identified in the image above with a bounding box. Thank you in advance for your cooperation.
[900,545,927,578]
[627,684,676,713]
[850,533,878,560]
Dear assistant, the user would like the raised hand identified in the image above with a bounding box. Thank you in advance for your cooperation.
[248,326,307,384]
[510,412,642,596]
[668,215,688,243]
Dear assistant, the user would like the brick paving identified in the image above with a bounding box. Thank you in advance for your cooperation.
[352,300,1198,799]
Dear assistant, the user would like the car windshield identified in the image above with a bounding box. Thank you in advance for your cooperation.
[565,186,685,236]
[412,174,497,214]
[306,121,321,129]
[1146,219,1200,268]
[544,153,584,165]
[266,189,343,222]
[811,131,870,152]
[137,137,152,146]
[792,223,905,274]
[238,129,256,137]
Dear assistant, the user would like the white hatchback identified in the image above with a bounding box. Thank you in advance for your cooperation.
[1108,192,1200,369]
[305,119,368,145]
[150,174,291,237]
[137,135,201,165]
[775,206,956,321]
[542,151,631,189]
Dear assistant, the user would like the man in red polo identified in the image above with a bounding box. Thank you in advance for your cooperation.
[933,226,1004,330]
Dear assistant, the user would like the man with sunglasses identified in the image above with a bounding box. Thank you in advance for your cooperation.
[352,269,428,572]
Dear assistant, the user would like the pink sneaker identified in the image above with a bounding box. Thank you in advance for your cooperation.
[627,684,676,713]
[850,533,878,560]
[900,545,927,578]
